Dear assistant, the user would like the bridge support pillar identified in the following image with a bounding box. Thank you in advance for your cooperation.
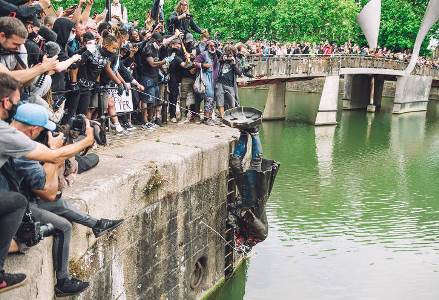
[263,82,286,121]
[393,75,433,114]
[367,76,385,113]
[342,75,372,110]
[315,75,339,126]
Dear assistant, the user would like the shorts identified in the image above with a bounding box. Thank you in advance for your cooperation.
[215,83,237,109]
[140,77,160,107]
[90,89,114,111]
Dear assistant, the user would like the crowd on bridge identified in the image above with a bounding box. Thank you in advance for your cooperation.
[245,40,439,69]
[0,0,438,297]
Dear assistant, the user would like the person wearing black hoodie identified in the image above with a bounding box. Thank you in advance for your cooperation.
[52,17,79,123]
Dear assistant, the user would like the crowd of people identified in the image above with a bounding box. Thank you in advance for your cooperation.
[0,0,438,297]
[0,0,253,296]
[244,40,439,68]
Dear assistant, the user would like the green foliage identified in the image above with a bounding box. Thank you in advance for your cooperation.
[57,0,439,52]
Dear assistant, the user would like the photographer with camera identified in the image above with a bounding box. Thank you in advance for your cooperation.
[0,17,59,84]
[3,103,123,297]
[0,73,94,294]
[215,44,242,119]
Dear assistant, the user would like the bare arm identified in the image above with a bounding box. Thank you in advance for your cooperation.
[39,0,56,16]
[81,0,93,23]
[54,54,81,73]
[72,0,85,23]
[162,29,181,46]
[104,63,123,84]
[146,56,165,68]
[33,162,60,201]
[0,56,59,84]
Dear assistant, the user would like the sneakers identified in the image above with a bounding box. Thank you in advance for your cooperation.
[141,122,156,131]
[92,219,124,238]
[112,123,130,136]
[0,271,27,294]
[55,277,89,297]
[122,122,136,131]
[203,118,215,126]
[170,117,177,123]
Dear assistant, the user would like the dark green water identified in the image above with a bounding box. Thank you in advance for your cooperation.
[209,88,439,300]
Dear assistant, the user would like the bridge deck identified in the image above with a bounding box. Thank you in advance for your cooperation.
[239,55,439,86]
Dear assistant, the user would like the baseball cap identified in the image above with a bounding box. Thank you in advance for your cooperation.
[14,103,56,131]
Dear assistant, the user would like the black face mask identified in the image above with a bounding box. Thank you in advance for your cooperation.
[3,100,19,123]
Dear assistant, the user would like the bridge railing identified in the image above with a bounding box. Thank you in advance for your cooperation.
[245,54,439,79]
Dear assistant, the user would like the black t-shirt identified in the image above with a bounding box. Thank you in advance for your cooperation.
[218,62,235,87]
[138,43,160,81]
[77,47,111,84]
[169,54,184,82]
[51,51,69,92]
[100,52,119,86]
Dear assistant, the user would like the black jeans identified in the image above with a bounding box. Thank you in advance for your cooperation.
[30,198,98,281]
[0,192,27,272]
[168,80,180,119]
[30,203,72,280]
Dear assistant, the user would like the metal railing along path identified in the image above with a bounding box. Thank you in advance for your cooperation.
[243,54,439,80]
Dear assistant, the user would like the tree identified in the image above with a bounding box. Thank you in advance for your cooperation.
[56,0,438,53]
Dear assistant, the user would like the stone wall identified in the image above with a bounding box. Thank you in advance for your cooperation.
[285,78,398,97]
[3,125,239,300]
[285,78,439,100]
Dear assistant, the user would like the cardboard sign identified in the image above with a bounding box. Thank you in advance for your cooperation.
[114,90,133,113]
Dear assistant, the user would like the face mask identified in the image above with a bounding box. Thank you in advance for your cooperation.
[4,100,19,123]
[86,43,97,53]
[68,32,76,42]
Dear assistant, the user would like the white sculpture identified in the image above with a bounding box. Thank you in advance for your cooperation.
[357,0,382,49]
[405,0,439,75]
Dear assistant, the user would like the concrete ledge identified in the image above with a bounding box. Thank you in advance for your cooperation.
[2,124,239,300]
[392,101,429,114]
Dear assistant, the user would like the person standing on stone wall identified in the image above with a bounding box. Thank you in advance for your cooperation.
[194,40,221,126]
[215,45,242,120]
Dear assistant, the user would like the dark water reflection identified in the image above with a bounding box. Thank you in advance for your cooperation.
[208,89,439,300]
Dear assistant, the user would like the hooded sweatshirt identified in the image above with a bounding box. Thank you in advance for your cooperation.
[53,17,75,53]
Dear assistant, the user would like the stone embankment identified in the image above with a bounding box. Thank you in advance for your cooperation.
[3,124,239,300]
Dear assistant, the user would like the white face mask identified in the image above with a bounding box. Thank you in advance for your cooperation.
[153,42,160,50]
[86,43,97,52]
[68,32,76,42]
